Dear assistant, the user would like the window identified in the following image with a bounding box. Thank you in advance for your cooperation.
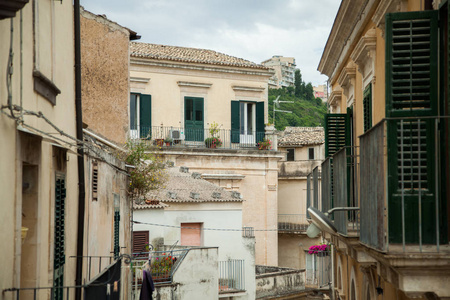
[287,148,294,161]
[184,97,204,142]
[132,231,149,255]
[181,222,202,246]
[92,161,98,201]
[231,101,265,144]
[363,84,372,132]
[308,148,315,160]
[130,93,151,139]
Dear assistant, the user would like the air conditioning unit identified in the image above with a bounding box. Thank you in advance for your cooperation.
[170,129,185,141]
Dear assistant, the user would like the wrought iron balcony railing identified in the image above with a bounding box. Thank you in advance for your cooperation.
[278,214,309,232]
[219,259,245,293]
[128,125,272,150]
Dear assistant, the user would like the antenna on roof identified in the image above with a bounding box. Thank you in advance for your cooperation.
[273,95,294,126]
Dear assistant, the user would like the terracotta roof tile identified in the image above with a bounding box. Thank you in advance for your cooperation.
[130,42,268,70]
[278,127,324,147]
[133,166,243,209]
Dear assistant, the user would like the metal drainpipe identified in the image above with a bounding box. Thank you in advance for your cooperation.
[74,1,85,300]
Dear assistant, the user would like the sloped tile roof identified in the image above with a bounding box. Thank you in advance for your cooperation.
[133,166,244,209]
[278,127,324,147]
[130,42,269,70]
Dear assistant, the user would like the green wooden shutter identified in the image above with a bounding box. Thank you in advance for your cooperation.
[324,113,348,157]
[114,211,120,259]
[53,175,66,300]
[256,101,265,144]
[386,10,440,244]
[363,84,372,132]
[231,101,240,143]
[139,94,152,138]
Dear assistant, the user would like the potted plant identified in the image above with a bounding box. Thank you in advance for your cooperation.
[164,137,172,146]
[308,244,330,256]
[257,138,272,150]
[205,137,222,148]
[205,122,222,148]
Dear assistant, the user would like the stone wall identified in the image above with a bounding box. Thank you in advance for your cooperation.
[80,8,130,144]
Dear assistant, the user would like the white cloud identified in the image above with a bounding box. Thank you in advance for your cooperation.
[80,0,340,85]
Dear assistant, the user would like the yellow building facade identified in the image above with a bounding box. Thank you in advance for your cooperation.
[317,0,450,299]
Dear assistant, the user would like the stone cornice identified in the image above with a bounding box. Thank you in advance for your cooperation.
[232,86,265,92]
[201,174,245,180]
[337,64,357,89]
[328,90,343,106]
[130,57,274,78]
[372,0,402,34]
[351,28,377,72]
[177,81,212,88]
[130,76,150,83]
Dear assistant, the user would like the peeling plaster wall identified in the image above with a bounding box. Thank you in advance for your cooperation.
[80,9,130,144]
[255,267,305,299]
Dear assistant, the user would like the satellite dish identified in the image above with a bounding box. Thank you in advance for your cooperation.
[306,207,337,238]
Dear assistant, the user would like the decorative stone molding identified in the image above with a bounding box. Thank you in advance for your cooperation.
[232,86,265,92]
[337,63,357,102]
[130,76,150,93]
[351,28,377,85]
[328,90,343,109]
[372,0,403,37]
[33,69,61,106]
[177,81,212,88]
[201,174,245,180]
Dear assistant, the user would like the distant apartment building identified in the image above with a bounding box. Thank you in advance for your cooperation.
[261,56,296,88]
[313,84,328,103]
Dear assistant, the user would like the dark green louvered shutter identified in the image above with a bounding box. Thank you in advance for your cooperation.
[363,84,372,132]
[231,101,240,143]
[114,211,120,259]
[385,10,440,244]
[139,94,152,138]
[324,113,348,157]
[256,102,265,144]
[324,113,349,211]
[53,175,66,300]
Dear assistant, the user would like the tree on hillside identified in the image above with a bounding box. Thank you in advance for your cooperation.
[304,83,315,101]
[294,69,304,98]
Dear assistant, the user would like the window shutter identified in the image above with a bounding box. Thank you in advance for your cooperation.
[132,231,149,254]
[385,10,440,244]
[114,211,120,259]
[53,175,66,300]
[139,94,152,138]
[385,11,438,117]
[231,101,240,143]
[363,84,372,132]
[324,113,348,157]
[256,101,265,143]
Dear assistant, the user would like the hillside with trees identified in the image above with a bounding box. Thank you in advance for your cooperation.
[268,69,327,130]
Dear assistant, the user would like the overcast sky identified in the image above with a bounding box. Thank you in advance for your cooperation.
[80,0,341,86]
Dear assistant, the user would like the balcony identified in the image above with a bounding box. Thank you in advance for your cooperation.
[313,116,449,253]
[128,125,274,151]
[278,214,308,233]
[359,117,449,253]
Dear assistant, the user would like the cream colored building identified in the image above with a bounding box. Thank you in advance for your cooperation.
[0,1,79,298]
[1,4,135,299]
[129,42,283,266]
[315,0,450,299]
[261,55,296,88]
[277,127,324,273]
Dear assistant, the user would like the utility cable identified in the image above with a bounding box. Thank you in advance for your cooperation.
[133,220,279,232]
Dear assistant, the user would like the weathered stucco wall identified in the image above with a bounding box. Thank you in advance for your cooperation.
[255,266,305,299]
[160,150,282,267]
[80,8,130,144]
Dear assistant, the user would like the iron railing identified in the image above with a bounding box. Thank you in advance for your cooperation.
[359,116,448,253]
[321,158,331,214]
[2,255,128,300]
[127,125,272,150]
[218,259,245,293]
[242,227,255,238]
[131,249,189,294]
[70,255,114,282]
[278,214,308,232]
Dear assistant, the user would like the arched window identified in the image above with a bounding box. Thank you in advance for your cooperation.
[351,280,356,300]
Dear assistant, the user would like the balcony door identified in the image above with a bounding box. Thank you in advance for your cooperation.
[130,93,151,139]
[240,102,255,144]
[184,97,204,142]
